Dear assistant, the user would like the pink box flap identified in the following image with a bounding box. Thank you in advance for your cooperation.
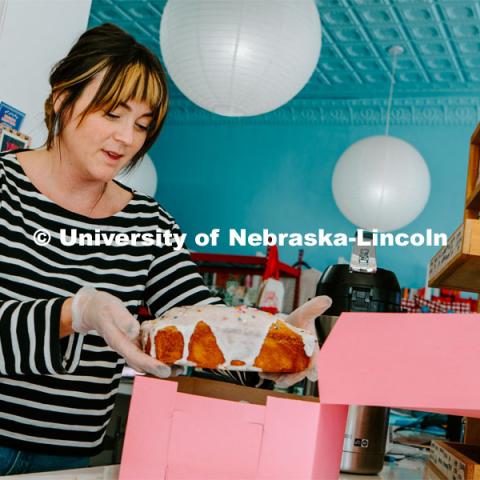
[318,312,480,416]
[119,377,178,480]
[256,396,319,479]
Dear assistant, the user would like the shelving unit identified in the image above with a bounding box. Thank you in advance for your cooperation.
[428,124,480,293]
[465,123,480,217]
[190,252,302,309]
[428,124,480,445]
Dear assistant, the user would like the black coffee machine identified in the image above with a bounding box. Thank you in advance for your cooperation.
[315,232,401,474]
[316,265,400,341]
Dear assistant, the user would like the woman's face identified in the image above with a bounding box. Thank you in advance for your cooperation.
[57,71,152,182]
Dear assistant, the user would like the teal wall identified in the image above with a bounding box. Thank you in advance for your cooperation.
[150,120,472,288]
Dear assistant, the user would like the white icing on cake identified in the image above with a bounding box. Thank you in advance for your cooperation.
[141,305,317,371]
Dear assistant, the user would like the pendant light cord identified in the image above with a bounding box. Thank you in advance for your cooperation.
[385,48,400,137]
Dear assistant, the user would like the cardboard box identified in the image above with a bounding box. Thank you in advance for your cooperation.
[119,375,345,480]
[120,312,480,479]
[429,441,480,480]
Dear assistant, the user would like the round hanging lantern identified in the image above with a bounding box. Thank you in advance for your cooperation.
[116,154,158,197]
[332,136,430,232]
[160,0,321,116]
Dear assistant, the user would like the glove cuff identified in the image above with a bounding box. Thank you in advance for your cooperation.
[71,286,97,334]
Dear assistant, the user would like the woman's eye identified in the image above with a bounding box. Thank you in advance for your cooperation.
[106,112,119,119]
[136,124,149,131]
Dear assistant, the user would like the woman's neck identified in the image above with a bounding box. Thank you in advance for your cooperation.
[22,148,111,217]
[48,145,108,192]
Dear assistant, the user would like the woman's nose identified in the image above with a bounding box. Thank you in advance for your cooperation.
[114,122,134,145]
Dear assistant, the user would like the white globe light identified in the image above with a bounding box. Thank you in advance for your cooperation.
[160,0,321,116]
[116,154,158,197]
[332,136,430,232]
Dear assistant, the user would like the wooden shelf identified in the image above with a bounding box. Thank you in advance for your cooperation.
[429,219,480,292]
[465,182,480,212]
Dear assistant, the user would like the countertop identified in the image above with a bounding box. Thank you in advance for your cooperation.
[3,458,434,479]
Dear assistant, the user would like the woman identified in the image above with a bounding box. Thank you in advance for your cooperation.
[0,23,222,475]
[0,22,329,476]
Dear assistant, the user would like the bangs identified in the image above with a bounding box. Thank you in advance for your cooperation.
[83,62,168,134]
[46,23,170,165]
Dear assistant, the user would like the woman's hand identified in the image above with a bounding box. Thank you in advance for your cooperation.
[259,295,332,388]
[71,286,172,378]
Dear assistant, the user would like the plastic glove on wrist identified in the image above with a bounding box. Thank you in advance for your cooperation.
[259,295,332,389]
[71,286,173,378]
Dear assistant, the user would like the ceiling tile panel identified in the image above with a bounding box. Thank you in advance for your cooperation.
[451,24,480,39]
[396,58,416,70]
[89,0,480,100]
[417,42,449,56]
[467,69,480,82]
[331,27,364,42]
[350,0,388,6]
[316,0,346,7]
[397,71,424,83]
[425,58,453,70]
[442,3,478,21]
[409,25,442,40]
[354,59,381,70]
[322,9,352,24]
[370,27,403,42]
[431,71,460,82]
[343,43,374,56]
[401,6,434,22]
[465,57,480,68]
[364,71,389,82]
[358,8,392,23]
[458,42,480,54]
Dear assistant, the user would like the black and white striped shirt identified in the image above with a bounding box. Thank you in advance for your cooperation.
[0,151,219,456]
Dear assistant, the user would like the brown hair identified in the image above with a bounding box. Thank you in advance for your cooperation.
[45,23,168,171]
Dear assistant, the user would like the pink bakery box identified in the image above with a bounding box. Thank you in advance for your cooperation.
[119,312,480,480]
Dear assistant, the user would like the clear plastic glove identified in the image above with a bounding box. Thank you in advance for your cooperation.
[259,295,332,389]
[71,286,174,378]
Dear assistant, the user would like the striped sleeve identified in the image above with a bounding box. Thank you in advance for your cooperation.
[145,208,221,317]
[0,297,83,375]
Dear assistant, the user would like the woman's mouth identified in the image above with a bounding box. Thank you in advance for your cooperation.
[103,150,123,161]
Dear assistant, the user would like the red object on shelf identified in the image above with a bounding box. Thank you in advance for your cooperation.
[262,245,280,280]
[258,246,283,314]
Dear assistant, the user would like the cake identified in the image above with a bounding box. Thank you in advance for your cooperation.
[141,305,317,373]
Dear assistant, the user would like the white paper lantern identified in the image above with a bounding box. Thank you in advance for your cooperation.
[160,0,321,116]
[116,154,158,197]
[332,136,430,232]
